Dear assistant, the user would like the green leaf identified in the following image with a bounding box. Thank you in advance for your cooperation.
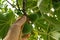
[54,9,60,20]
[43,14,60,31]
[51,31,60,40]
[34,17,49,31]
[50,37,55,40]
[37,0,51,13]
[41,33,55,40]
[27,0,37,9]
[0,9,15,38]
[52,0,60,10]
[29,29,38,40]
[41,34,48,40]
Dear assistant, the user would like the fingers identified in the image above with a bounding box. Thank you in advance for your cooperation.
[3,15,27,40]
[24,34,30,38]
[15,15,27,28]
[19,15,27,24]
[22,34,30,40]
[22,38,27,40]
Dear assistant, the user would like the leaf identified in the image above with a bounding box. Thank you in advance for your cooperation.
[27,0,37,9]
[51,31,60,40]
[37,0,51,13]
[41,32,55,40]
[43,14,60,31]
[0,9,15,38]
[29,29,38,40]
[54,9,60,20]
[34,17,49,31]
[18,0,23,8]
[6,9,16,22]
[52,0,60,10]
[0,14,9,38]
[50,37,55,40]
[41,34,48,40]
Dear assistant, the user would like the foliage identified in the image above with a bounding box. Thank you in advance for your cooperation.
[0,0,60,40]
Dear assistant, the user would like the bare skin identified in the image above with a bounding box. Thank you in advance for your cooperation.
[3,15,29,40]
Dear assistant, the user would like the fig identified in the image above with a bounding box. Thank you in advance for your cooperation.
[22,23,33,34]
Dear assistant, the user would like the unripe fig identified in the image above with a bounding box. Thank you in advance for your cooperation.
[22,23,33,34]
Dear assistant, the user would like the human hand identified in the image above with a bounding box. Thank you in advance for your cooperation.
[3,15,29,40]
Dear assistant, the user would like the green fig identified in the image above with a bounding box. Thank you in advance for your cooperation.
[22,22,33,34]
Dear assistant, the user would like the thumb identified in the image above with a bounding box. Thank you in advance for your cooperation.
[15,15,27,28]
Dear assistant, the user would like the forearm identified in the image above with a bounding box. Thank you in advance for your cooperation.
[3,24,21,40]
[3,15,27,40]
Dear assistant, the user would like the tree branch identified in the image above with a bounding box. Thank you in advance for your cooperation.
[7,1,17,10]
[23,0,27,16]
[16,0,21,11]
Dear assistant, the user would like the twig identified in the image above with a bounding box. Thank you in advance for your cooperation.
[23,0,27,16]
[7,1,17,10]
[16,0,21,11]
[23,0,31,23]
